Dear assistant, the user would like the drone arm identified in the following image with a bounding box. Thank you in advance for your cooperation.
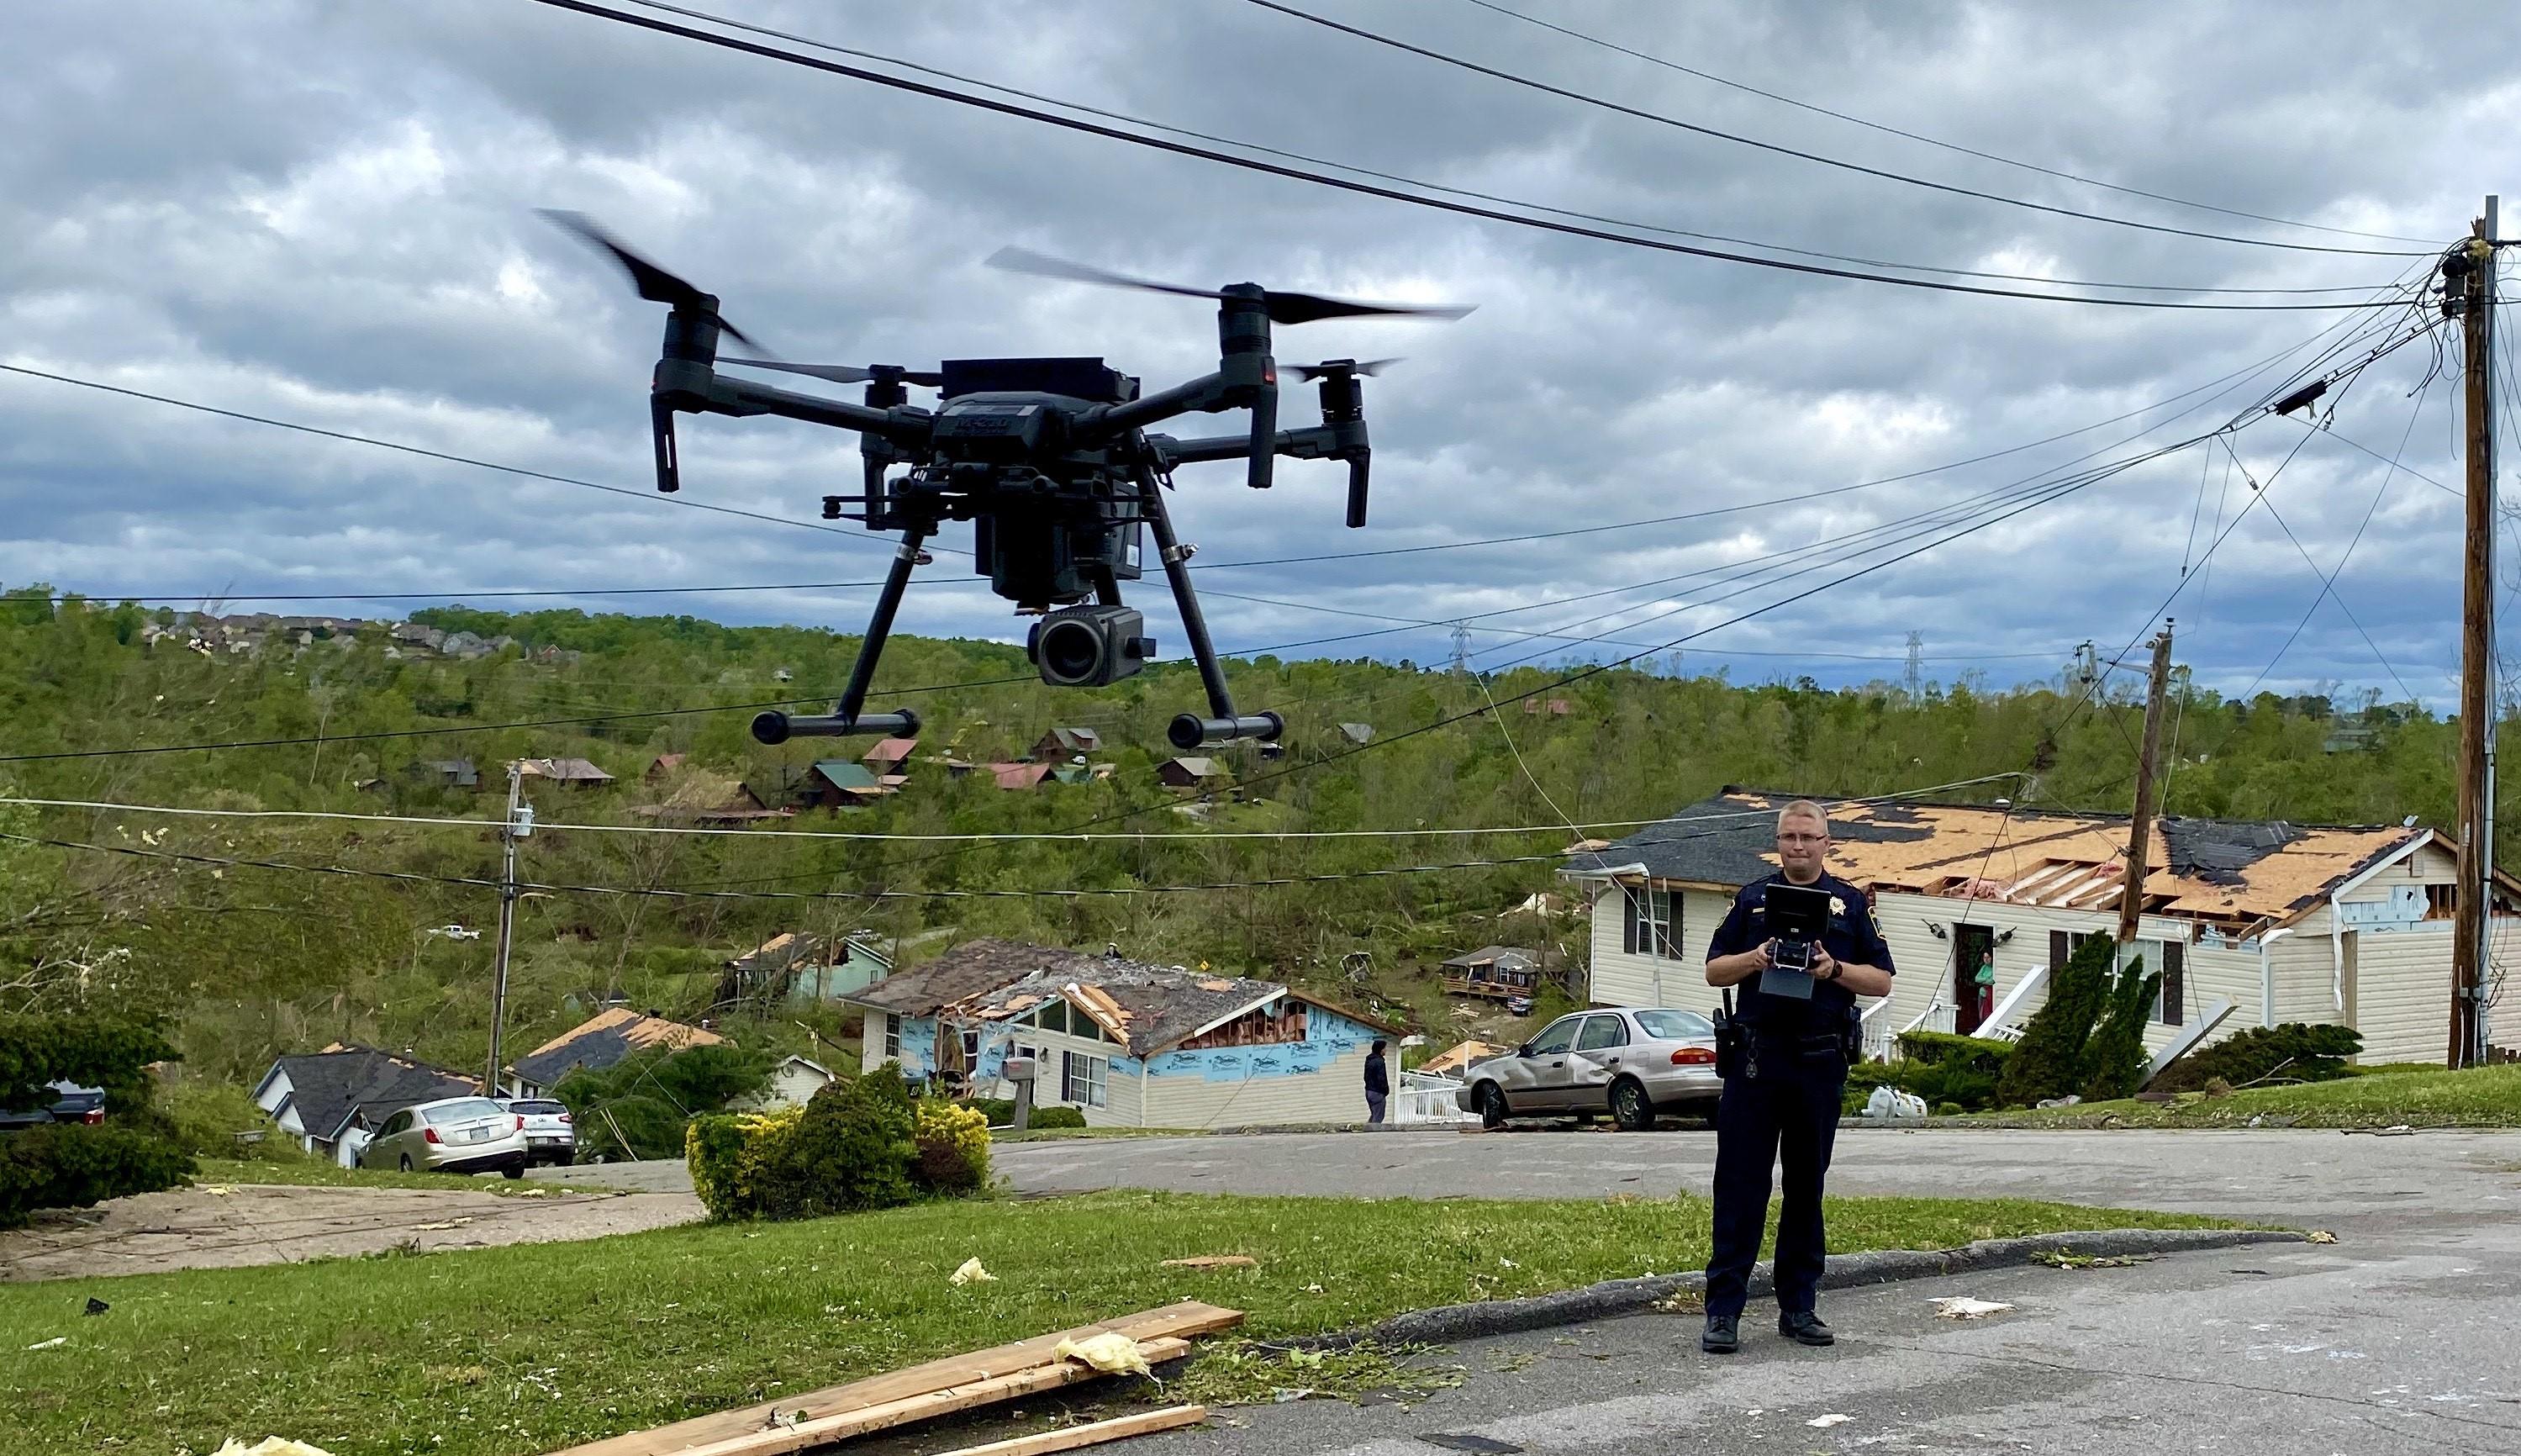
[1085,372,1231,439]
[1145,425,1368,525]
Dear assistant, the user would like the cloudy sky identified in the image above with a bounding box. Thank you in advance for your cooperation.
[3,0,2511,703]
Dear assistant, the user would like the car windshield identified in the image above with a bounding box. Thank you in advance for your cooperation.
[1634,1010,1714,1041]
[509,1100,567,1115]
[424,1098,506,1124]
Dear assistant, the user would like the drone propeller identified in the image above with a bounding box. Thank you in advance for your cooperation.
[1286,357,1403,382]
[986,247,1473,326]
[539,208,763,349]
[720,356,943,388]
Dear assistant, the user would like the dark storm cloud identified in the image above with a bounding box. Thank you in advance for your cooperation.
[1,0,2506,704]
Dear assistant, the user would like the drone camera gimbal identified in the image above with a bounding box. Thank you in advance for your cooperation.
[546,214,1468,753]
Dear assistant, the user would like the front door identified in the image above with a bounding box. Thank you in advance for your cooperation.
[1954,924,1997,1035]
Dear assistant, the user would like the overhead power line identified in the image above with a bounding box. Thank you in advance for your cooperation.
[527,0,2429,308]
[1453,0,2436,247]
[1245,0,2428,260]
[613,0,2396,298]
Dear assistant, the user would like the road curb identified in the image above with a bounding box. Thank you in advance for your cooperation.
[1311,1227,2305,1349]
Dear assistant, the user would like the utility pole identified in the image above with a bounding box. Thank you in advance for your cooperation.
[485,762,528,1093]
[2452,198,2499,1068]
[2117,621,2176,948]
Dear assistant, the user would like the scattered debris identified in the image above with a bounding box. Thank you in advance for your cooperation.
[1807,1413,1853,1428]
[1053,1332,1152,1379]
[951,1257,999,1286]
[1930,1297,2015,1320]
[2307,1230,2339,1245]
[84,1298,109,1316]
[1271,1388,1316,1403]
[411,1218,476,1232]
[25,1337,66,1351]
[202,1185,235,1196]
[209,1441,335,1456]
[2033,1095,2081,1110]
[2344,1125,2417,1137]
[1161,1256,1258,1270]
[2032,1251,2160,1270]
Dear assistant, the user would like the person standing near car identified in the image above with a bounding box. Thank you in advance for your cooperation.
[1363,1038,1390,1123]
[1697,799,1894,1354]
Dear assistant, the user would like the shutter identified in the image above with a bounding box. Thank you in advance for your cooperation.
[1664,889,1686,960]
[1622,888,1641,955]
[2161,940,2186,1026]
[2049,930,2070,971]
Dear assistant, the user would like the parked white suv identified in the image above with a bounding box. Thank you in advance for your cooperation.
[505,1098,577,1167]
[361,1096,530,1178]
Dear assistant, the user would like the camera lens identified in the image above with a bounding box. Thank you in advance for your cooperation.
[1037,619,1103,685]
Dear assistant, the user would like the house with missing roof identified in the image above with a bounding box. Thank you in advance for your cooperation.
[839,937,1399,1129]
[253,1044,479,1167]
[1564,788,2521,1067]
[500,1007,725,1099]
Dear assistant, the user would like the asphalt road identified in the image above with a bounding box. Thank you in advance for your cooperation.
[983,1128,2521,1454]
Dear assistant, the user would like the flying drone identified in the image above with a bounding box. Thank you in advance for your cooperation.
[545,212,1471,752]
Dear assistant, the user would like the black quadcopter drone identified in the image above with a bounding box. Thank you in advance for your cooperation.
[545,212,1470,752]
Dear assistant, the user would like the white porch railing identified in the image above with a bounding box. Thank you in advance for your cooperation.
[1394,1071,1476,1125]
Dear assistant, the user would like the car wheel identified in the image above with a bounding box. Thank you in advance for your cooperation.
[1610,1077,1657,1132]
[503,1162,525,1180]
[398,1154,413,1173]
[1478,1082,1510,1130]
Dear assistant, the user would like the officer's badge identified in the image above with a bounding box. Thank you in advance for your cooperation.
[1828,896,1845,915]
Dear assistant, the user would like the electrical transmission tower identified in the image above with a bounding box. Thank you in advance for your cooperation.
[1450,621,1473,675]
[1903,630,1924,701]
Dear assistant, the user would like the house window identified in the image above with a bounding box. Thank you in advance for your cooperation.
[882,1014,900,1061]
[2064,931,2183,1025]
[960,1030,981,1068]
[1062,1050,1109,1108]
[1038,1000,1070,1036]
[1622,887,1682,960]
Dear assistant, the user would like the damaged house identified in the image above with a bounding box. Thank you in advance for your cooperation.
[252,1044,479,1168]
[840,938,1397,1129]
[1564,788,2520,1067]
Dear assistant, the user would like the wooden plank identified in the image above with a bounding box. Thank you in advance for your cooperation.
[672,1341,1194,1456]
[550,1301,1240,1456]
[926,1406,1209,1456]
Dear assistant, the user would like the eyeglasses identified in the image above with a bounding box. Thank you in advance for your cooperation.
[1777,832,1828,845]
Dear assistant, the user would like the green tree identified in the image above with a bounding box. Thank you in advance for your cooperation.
[1995,936,2116,1108]
[2080,957,2162,1102]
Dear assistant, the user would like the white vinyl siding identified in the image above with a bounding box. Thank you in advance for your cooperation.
[1585,884,1732,1010]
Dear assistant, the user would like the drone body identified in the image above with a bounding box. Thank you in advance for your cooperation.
[549,213,1466,752]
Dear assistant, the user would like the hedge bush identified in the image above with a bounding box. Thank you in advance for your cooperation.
[160,1079,310,1163]
[686,1064,989,1221]
[0,1015,191,1224]
[2151,1023,2364,1094]
[1027,1105,1087,1130]
[0,1124,195,1227]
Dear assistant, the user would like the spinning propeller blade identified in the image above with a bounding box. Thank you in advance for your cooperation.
[1286,357,1404,381]
[987,247,1472,326]
[540,208,762,348]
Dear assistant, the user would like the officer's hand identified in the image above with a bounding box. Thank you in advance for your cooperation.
[1752,940,1775,970]
[1810,946,1839,982]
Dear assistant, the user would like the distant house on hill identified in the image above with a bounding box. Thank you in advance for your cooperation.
[253,1044,478,1168]
[1338,722,1375,745]
[862,737,920,773]
[989,762,1052,791]
[1158,757,1226,789]
[405,758,480,790]
[1522,698,1573,716]
[719,931,893,1006]
[1440,945,1543,1001]
[1032,727,1101,762]
[646,752,687,783]
[745,1054,840,1110]
[517,757,614,788]
[805,759,893,807]
[502,1008,725,1100]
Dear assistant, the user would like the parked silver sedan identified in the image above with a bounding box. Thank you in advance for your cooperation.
[1454,1007,1720,1131]
[360,1095,531,1178]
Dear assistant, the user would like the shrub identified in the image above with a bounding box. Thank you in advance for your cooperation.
[686,1063,944,1221]
[0,1014,191,1224]
[2080,957,2162,1103]
[557,1042,774,1161]
[1026,1105,1088,1130]
[1996,937,2117,1107]
[0,1124,197,1227]
[955,1096,1017,1127]
[912,1100,991,1195]
[2151,1023,2364,1094]
[160,1080,309,1163]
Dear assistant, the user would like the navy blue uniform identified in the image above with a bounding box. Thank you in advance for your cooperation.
[1701,871,1894,1320]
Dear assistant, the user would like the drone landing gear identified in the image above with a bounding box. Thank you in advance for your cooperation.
[1142,472,1282,752]
[751,530,929,746]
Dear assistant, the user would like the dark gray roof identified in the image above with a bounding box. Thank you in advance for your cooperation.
[845,936,1059,1016]
[1561,789,1863,887]
[509,1009,720,1089]
[2160,818,2303,885]
[266,1046,476,1142]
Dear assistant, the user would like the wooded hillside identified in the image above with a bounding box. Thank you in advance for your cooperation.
[0,587,2472,1083]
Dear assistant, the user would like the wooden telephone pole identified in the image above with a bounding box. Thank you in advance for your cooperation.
[2117,622,2176,947]
[2452,198,2500,1068]
[485,762,527,1093]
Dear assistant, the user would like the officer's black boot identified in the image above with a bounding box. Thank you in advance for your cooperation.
[1779,1309,1835,1347]
[1701,1313,1740,1354]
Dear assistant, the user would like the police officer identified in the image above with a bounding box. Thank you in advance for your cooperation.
[1699,799,1895,1353]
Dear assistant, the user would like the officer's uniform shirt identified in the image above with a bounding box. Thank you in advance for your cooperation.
[1705,870,1895,1037]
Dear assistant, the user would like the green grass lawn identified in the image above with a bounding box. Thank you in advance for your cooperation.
[1977,1063,2521,1129]
[0,1190,2239,1456]
[189,1158,615,1197]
